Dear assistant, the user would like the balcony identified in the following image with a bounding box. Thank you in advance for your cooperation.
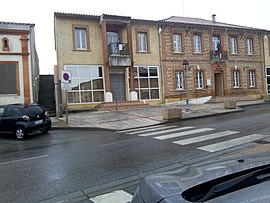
[108,43,131,67]
[210,50,228,63]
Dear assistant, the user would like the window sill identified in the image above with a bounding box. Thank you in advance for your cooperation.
[136,51,151,54]
[72,49,91,52]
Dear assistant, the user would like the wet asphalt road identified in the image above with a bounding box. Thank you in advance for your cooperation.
[0,103,269,203]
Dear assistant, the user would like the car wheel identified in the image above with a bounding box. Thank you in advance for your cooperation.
[15,127,26,140]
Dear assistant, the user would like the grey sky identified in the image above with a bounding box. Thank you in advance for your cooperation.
[1,0,269,74]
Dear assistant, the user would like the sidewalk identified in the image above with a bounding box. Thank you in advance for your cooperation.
[51,99,265,130]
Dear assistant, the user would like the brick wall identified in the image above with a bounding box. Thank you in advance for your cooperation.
[160,24,265,101]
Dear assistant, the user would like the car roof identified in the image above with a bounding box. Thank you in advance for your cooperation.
[0,103,41,108]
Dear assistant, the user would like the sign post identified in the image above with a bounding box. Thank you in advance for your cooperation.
[61,71,71,124]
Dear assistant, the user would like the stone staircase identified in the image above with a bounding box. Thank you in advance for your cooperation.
[97,101,149,111]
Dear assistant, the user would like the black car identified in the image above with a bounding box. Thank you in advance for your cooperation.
[0,104,51,140]
[131,153,270,203]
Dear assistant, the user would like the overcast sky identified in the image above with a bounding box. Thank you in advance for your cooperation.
[1,0,269,74]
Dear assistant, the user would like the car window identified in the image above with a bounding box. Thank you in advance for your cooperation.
[24,106,44,116]
[0,107,4,117]
[5,107,21,117]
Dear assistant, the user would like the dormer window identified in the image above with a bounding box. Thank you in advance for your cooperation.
[2,38,10,51]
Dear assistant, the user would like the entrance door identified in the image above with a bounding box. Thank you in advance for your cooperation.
[110,73,125,101]
[215,72,223,96]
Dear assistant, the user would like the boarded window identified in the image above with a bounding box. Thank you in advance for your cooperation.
[0,64,17,94]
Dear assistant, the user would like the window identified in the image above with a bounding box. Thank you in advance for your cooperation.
[133,66,159,100]
[230,37,237,54]
[212,36,221,51]
[233,70,240,88]
[173,34,182,53]
[193,34,201,53]
[72,25,89,50]
[249,70,255,87]
[176,71,184,90]
[2,38,10,51]
[65,65,104,104]
[137,32,148,52]
[0,63,19,94]
[266,67,270,94]
[247,38,253,55]
[196,71,203,89]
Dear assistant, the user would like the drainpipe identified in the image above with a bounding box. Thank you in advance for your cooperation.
[158,25,165,103]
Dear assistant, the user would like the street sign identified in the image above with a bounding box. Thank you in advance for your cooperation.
[61,70,71,83]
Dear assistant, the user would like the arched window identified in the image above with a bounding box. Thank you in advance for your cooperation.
[2,37,10,51]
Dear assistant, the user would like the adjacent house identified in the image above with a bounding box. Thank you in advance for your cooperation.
[54,13,161,111]
[54,12,268,111]
[264,33,270,95]
[0,22,39,105]
[160,15,268,103]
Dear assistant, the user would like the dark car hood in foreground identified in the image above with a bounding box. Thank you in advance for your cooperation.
[136,152,270,203]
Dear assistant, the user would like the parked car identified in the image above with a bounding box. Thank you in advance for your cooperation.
[0,104,51,140]
[131,153,270,203]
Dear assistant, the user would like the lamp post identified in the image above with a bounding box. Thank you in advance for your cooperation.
[182,59,190,112]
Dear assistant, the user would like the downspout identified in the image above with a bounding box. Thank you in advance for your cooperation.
[262,34,267,95]
[158,24,165,103]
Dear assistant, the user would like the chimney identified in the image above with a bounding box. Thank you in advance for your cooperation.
[212,14,216,23]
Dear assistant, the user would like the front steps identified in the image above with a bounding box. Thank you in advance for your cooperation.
[97,101,149,111]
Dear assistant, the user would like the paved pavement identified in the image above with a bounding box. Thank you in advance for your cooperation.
[51,99,265,130]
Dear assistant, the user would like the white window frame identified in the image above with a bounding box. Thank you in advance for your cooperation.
[138,32,147,52]
[196,71,203,89]
[247,38,253,55]
[193,34,201,53]
[212,36,220,51]
[75,28,87,50]
[173,34,182,53]
[233,70,240,88]
[230,37,237,54]
[176,71,184,90]
[133,66,160,100]
[64,65,105,104]
[249,70,255,87]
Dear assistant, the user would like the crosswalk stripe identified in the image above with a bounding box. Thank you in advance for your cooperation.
[117,125,167,133]
[139,126,194,137]
[154,128,215,140]
[198,134,268,152]
[127,125,177,135]
[173,130,239,145]
[89,190,132,203]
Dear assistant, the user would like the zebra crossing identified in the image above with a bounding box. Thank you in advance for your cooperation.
[118,125,270,153]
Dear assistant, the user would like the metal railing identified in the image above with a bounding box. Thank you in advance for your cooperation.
[210,50,228,61]
[107,43,129,56]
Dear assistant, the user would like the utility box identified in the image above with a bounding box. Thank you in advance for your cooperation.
[224,101,237,109]
[163,107,182,120]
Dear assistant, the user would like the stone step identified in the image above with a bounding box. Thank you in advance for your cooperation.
[206,96,257,103]
[97,101,149,111]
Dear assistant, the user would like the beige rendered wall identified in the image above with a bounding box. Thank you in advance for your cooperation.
[55,17,104,72]
[131,24,161,66]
